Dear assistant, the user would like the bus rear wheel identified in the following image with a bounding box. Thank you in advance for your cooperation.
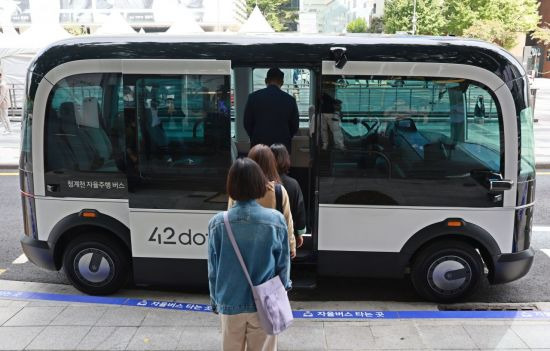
[411,240,483,302]
[62,232,130,295]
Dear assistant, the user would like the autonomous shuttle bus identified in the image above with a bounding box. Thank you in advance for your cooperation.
[19,35,536,301]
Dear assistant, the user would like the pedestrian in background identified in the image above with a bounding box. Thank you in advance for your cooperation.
[208,157,291,351]
[270,143,306,249]
[320,90,345,150]
[0,72,12,134]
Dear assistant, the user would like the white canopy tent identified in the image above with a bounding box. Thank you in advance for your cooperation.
[165,6,204,34]
[19,24,71,48]
[239,6,275,33]
[1,18,71,112]
[95,11,137,35]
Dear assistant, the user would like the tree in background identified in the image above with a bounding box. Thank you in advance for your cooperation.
[532,23,550,46]
[346,18,368,33]
[64,25,87,36]
[383,0,447,35]
[367,17,384,34]
[245,0,298,32]
[445,0,539,48]
[463,19,518,48]
[383,0,540,49]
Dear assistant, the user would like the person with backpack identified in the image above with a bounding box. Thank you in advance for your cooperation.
[270,144,306,249]
[228,144,296,258]
[209,157,292,350]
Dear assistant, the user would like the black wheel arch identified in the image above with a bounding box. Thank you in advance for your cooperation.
[400,218,501,277]
[49,210,131,270]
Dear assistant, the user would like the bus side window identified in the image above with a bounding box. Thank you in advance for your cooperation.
[44,73,126,198]
[319,76,504,208]
[124,74,231,205]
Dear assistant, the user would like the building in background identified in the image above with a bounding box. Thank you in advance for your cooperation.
[523,0,549,78]
[6,0,248,33]
[299,0,383,33]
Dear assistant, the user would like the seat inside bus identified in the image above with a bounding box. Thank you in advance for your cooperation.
[47,101,115,172]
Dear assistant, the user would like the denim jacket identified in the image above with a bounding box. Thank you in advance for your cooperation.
[208,200,292,315]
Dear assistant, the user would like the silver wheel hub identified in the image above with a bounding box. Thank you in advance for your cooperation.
[427,255,471,294]
[74,248,114,286]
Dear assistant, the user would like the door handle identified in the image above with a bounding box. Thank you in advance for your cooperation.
[489,179,513,191]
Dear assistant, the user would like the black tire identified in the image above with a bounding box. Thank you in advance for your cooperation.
[62,232,130,295]
[411,240,484,302]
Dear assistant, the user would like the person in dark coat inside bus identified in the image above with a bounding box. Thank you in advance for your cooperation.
[244,68,300,153]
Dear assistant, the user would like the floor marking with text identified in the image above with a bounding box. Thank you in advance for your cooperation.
[0,290,549,320]
[12,254,28,265]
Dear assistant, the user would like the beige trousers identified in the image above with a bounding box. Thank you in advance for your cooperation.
[0,108,10,132]
[321,113,345,150]
[220,312,277,351]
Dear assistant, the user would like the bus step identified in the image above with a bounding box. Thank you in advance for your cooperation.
[293,249,315,263]
[291,269,317,290]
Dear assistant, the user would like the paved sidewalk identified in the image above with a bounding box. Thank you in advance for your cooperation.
[0,280,550,350]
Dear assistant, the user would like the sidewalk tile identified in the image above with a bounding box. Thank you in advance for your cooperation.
[464,325,528,349]
[325,325,374,350]
[26,325,91,350]
[278,326,326,350]
[95,307,147,327]
[127,326,182,350]
[25,300,75,307]
[0,300,14,307]
[7,301,28,309]
[51,306,107,326]
[371,324,425,349]
[0,306,24,325]
[511,324,550,348]
[77,326,137,350]
[0,326,43,351]
[3,306,64,326]
[176,326,221,350]
[416,324,476,349]
[142,309,218,327]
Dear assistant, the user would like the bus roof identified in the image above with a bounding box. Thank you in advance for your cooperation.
[29,33,525,84]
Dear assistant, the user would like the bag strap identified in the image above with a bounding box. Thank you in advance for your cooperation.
[275,184,283,214]
[223,211,254,288]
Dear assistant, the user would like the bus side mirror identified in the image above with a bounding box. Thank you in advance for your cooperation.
[330,47,348,69]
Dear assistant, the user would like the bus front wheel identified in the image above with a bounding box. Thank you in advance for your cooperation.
[411,240,483,302]
[62,232,130,295]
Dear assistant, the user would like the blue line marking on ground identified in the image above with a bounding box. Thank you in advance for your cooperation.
[1,290,550,319]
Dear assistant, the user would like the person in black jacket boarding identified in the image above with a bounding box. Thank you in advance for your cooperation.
[244,68,300,153]
[270,144,306,250]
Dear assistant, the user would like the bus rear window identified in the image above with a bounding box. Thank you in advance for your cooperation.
[44,73,125,174]
[20,73,34,172]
